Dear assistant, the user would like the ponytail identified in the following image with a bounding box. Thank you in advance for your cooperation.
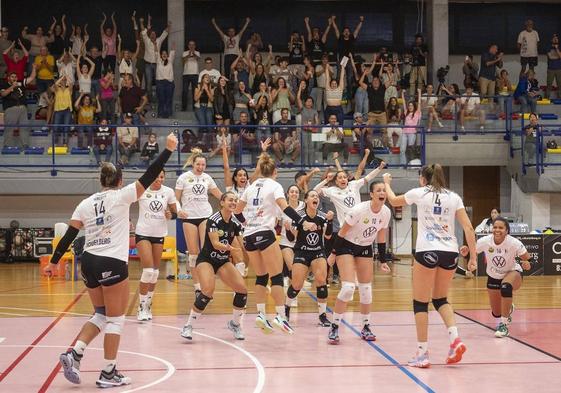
[421,163,446,192]
[183,147,205,169]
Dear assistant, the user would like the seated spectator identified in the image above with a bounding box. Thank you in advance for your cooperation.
[271,77,294,123]
[352,112,370,146]
[51,75,73,145]
[421,84,443,131]
[459,84,485,131]
[119,73,147,125]
[386,113,402,149]
[232,80,252,123]
[233,111,259,163]
[272,108,299,165]
[462,55,479,89]
[92,119,114,165]
[253,94,272,137]
[523,112,539,163]
[386,96,402,124]
[321,114,348,165]
[74,93,101,147]
[117,113,139,166]
[439,83,460,117]
[99,69,116,123]
[156,48,176,118]
[140,132,159,165]
[514,70,540,114]
[195,73,215,133]
[400,89,422,166]
[213,76,233,125]
[198,57,221,85]
[36,89,54,123]
[3,39,28,82]
[496,69,513,115]
[270,57,294,90]
[209,120,232,158]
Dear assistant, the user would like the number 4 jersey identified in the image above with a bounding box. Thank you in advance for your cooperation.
[136,185,178,238]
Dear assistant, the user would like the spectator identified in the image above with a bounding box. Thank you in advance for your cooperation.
[321,114,348,165]
[117,34,140,88]
[156,47,176,118]
[100,12,117,73]
[51,75,73,145]
[56,49,77,87]
[141,15,170,102]
[247,44,272,93]
[459,84,485,132]
[92,118,114,165]
[270,56,294,89]
[253,93,272,137]
[182,40,200,110]
[479,44,503,108]
[132,14,146,87]
[3,39,28,82]
[36,89,54,123]
[546,34,561,99]
[231,51,250,87]
[209,119,231,158]
[22,22,55,71]
[409,34,428,95]
[288,30,306,73]
[0,26,13,79]
[421,84,443,131]
[77,46,96,95]
[271,77,294,123]
[352,112,370,147]
[400,89,422,166]
[233,111,258,163]
[360,73,387,147]
[313,54,334,113]
[439,83,460,117]
[74,93,101,147]
[350,54,370,117]
[517,19,539,73]
[86,45,104,97]
[34,46,55,93]
[119,73,148,124]
[379,58,400,105]
[99,69,116,123]
[523,112,539,163]
[211,17,251,77]
[194,73,215,133]
[0,65,37,148]
[497,69,513,115]
[332,15,364,93]
[514,70,540,114]
[48,15,67,58]
[304,16,331,66]
[213,76,233,125]
[386,96,402,123]
[462,55,479,89]
[117,113,139,165]
[246,32,263,60]
[232,80,252,123]
[140,132,159,165]
[324,63,345,124]
[386,113,401,149]
[272,108,299,165]
[297,84,319,165]
[69,24,88,56]
[249,62,269,95]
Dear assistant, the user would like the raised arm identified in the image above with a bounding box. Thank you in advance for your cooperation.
[61,14,67,37]
[211,18,225,37]
[74,92,84,109]
[353,16,364,38]
[304,17,312,42]
[358,161,386,186]
[401,89,407,114]
[332,152,343,171]
[100,12,107,37]
[331,16,340,39]
[322,17,332,43]
[338,64,345,87]
[354,148,370,180]
[416,88,422,114]
[239,17,251,37]
[349,54,359,81]
[48,16,57,39]
[24,63,37,85]
[116,34,122,61]
[111,11,117,37]
[382,173,407,207]
[222,141,233,189]
[3,40,14,55]
[85,54,95,78]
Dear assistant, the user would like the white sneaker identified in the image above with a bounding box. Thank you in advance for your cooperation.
[96,368,132,388]
[273,315,294,334]
[146,304,153,320]
[438,121,444,128]
[180,324,193,340]
[255,312,274,334]
[227,320,245,340]
[408,350,431,368]
[137,304,149,321]
[59,351,81,384]
[461,126,466,132]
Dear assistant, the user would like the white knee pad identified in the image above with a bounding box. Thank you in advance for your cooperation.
[358,283,372,305]
[337,281,356,303]
[105,315,125,335]
[88,313,106,331]
[140,268,155,284]
[150,269,159,284]
[188,254,198,268]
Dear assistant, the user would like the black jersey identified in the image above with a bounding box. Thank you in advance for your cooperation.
[200,211,242,262]
[293,209,329,252]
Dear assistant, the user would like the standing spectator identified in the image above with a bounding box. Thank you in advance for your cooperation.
[198,57,221,84]
[288,31,306,73]
[0,26,12,79]
[213,76,233,125]
[321,114,348,165]
[99,69,116,123]
[523,112,539,163]
[132,13,146,87]
[117,113,139,165]
[74,93,101,147]
[409,34,428,95]
[517,19,539,73]
[69,24,88,56]
[211,17,251,77]
[233,111,258,163]
[246,32,263,60]
[141,15,170,102]
[497,70,513,115]
[22,22,54,73]
[313,54,335,114]
[100,12,118,73]
[92,118,114,165]
[304,16,331,66]
[479,44,503,108]
[182,40,200,111]
[297,84,318,165]
[360,73,387,147]
[379,58,400,105]
[0,65,37,148]
[324,64,345,124]
[156,48,176,118]
[546,34,561,99]
[140,132,159,165]
[34,46,55,93]
[87,46,104,97]
[51,75,73,145]
[119,73,148,124]
[350,54,369,117]
[230,52,250,87]
[271,77,294,123]
[514,70,540,114]
[117,34,140,88]
[48,15,67,59]
[3,39,28,82]
[77,47,96,95]
[195,73,215,132]
[56,49,77,88]
[400,89,422,166]
[459,84,485,132]
[462,55,479,89]
[272,108,299,165]
[332,15,364,92]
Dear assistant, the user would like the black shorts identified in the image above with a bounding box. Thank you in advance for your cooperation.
[414,250,459,270]
[196,255,230,274]
[80,251,129,289]
[243,230,277,252]
[335,238,373,258]
[280,244,294,251]
[135,234,164,245]
[182,218,207,227]
[293,250,327,267]
[521,56,538,67]
[487,273,523,290]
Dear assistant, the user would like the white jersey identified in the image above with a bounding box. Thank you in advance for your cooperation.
[405,186,465,253]
[343,202,391,246]
[240,178,284,237]
[279,201,305,247]
[322,179,365,226]
[71,183,137,262]
[175,171,218,219]
[226,184,248,199]
[477,234,526,280]
[135,185,178,238]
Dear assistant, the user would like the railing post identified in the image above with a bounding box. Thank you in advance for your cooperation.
[421,126,426,166]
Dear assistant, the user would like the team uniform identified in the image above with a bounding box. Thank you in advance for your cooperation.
[226,184,248,200]
[322,180,364,227]
[279,201,305,250]
[197,211,243,273]
[293,209,330,266]
[135,185,177,244]
[477,234,526,289]
[176,170,218,225]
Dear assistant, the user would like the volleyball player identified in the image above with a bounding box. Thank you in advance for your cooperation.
[44,133,177,388]
[328,182,392,344]
[279,185,304,297]
[234,152,317,334]
[136,170,182,321]
[176,149,222,296]
[383,165,477,368]
[460,217,532,338]
[285,189,334,327]
[181,191,248,341]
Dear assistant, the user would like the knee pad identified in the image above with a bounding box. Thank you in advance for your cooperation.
[105,315,125,335]
[432,297,448,311]
[500,282,513,298]
[194,293,213,311]
[188,254,198,268]
[358,283,372,305]
[88,312,106,331]
[316,285,328,300]
[337,281,355,303]
[413,300,429,314]
[140,268,155,284]
[233,292,247,309]
[287,285,300,299]
[150,269,159,284]
[270,273,283,287]
[255,274,269,287]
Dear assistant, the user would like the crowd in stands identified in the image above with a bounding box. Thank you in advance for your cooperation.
[0,12,559,167]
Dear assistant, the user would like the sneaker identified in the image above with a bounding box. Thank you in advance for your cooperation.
[360,324,377,341]
[446,338,467,364]
[480,125,485,132]
[255,313,274,334]
[438,120,444,128]
[328,324,340,344]
[495,322,509,338]
[59,351,81,384]
[180,324,193,340]
[146,304,153,320]
[285,305,291,321]
[331,274,340,285]
[136,304,149,321]
[287,297,298,307]
[95,367,132,388]
[508,303,515,323]
[465,270,474,279]
[318,313,331,327]
[408,350,431,368]
[227,320,245,340]
[273,315,294,334]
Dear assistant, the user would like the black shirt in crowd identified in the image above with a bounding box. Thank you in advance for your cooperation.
[308,39,325,64]
[141,142,159,159]
[411,43,429,66]
[367,85,386,113]
[93,127,113,147]
[338,35,356,58]
[289,41,304,65]
[0,79,27,110]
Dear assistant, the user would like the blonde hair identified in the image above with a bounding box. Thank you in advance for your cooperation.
[183,147,205,169]
[100,162,122,188]
[257,152,276,177]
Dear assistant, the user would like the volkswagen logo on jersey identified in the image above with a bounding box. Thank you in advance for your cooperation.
[344,196,355,208]
[423,251,439,266]
[492,255,506,268]
[192,184,205,195]
[362,226,377,238]
[306,232,320,246]
[149,200,163,212]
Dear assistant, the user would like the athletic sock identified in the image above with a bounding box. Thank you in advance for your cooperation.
[232,309,244,325]
[361,313,370,326]
[494,316,501,326]
[447,326,459,343]
[72,340,87,358]
[256,303,266,315]
[275,305,286,319]
[332,312,342,326]
[194,283,201,291]
[103,359,116,374]
[186,309,201,326]
[501,316,509,325]
[139,294,148,305]
[417,342,428,354]
[318,302,327,315]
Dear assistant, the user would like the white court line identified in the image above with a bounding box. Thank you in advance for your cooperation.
[0,344,174,393]
[0,306,265,393]
[0,312,27,316]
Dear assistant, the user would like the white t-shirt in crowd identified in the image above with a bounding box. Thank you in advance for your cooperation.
[321,126,343,144]
[477,234,527,279]
[518,30,540,58]
[223,34,241,56]
[460,93,480,112]
[135,185,178,238]
[322,180,365,226]
[156,50,175,82]
[182,50,200,75]
[141,29,169,64]
[72,183,138,262]
[421,93,438,107]
[175,170,218,219]
[240,177,284,236]
[404,186,465,253]
[343,202,391,246]
[279,201,305,247]
[199,69,222,84]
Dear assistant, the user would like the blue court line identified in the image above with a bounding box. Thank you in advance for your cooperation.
[303,289,436,393]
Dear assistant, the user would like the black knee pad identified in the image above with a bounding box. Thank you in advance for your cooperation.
[413,300,429,314]
[255,273,269,287]
[500,282,513,298]
[194,293,213,311]
[233,292,247,308]
[270,273,283,287]
[492,311,501,318]
[316,285,328,300]
[287,285,300,299]
[432,297,448,311]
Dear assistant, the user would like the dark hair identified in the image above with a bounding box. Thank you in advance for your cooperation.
[420,164,447,192]
[369,181,384,193]
[294,171,306,182]
[204,57,212,62]
[304,189,319,201]
[492,216,510,233]
[232,167,249,189]
[486,207,501,225]
[286,184,300,198]
[100,162,122,188]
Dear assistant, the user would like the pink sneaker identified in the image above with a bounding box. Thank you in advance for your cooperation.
[446,338,466,364]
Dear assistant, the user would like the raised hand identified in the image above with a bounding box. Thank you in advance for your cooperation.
[166,132,179,151]
[382,172,392,184]
[304,16,309,24]
[260,137,271,152]
[359,16,365,22]
[378,160,386,170]
[326,210,334,221]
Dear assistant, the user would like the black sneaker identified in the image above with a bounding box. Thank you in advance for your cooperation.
[360,323,376,341]
[96,367,132,388]
[328,324,340,344]
[285,305,291,321]
[318,313,331,327]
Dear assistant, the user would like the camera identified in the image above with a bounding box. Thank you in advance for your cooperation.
[437,65,450,83]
